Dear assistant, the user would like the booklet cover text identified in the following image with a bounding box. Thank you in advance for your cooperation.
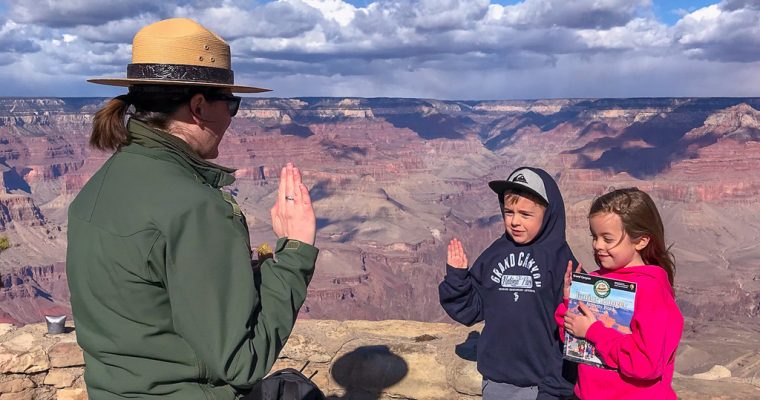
[564,272,637,368]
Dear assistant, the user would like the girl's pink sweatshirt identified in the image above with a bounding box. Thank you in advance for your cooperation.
[555,265,684,400]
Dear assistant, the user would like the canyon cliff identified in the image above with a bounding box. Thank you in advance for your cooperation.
[1,318,758,399]
[0,97,759,327]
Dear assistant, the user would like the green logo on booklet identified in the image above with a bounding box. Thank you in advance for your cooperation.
[593,280,611,298]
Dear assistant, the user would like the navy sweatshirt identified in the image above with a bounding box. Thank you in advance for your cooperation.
[439,167,576,399]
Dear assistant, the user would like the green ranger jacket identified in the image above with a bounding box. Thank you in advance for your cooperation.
[66,119,318,399]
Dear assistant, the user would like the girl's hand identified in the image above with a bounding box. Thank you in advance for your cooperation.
[447,238,468,269]
[563,260,584,300]
[270,163,316,245]
[564,302,597,338]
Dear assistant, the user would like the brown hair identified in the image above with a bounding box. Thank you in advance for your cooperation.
[503,189,547,208]
[89,86,222,151]
[589,188,675,286]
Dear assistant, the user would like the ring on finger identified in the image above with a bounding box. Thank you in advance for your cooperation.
[285,195,295,201]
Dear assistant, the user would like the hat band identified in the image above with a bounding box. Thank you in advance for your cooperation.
[127,63,234,85]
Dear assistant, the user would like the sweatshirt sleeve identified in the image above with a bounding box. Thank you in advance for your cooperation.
[554,248,578,343]
[584,278,673,381]
[555,300,569,342]
[438,262,485,326]
[163,197,317,390]
[538,251,578,399]
[554,251,578,342]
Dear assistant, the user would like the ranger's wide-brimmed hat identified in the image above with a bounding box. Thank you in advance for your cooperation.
[88,18,269,93]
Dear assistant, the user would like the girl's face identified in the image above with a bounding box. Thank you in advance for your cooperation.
[589,212,648,270]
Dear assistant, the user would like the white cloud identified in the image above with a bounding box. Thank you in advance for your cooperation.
[73,15,163,43]
[577,17,670,51]
[8,0,165,27]
[406,0,490,32]
[0,19,42,66]
[248,52,760,100]
[674,1,760,62]
[499,0,651,29]
[176,1,324,39]
[721,0,760,12]
[300,0,358,26]
[0,0,757,99]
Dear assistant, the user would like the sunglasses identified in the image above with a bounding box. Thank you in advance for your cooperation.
[204,93,242,117]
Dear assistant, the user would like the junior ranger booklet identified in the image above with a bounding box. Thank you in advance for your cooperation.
[564,272,637,368]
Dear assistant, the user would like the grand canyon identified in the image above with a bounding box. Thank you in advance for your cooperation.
[1,97,759,396]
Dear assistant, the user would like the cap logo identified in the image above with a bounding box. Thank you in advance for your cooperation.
[512,174,528,184]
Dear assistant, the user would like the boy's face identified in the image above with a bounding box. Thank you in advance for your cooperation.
[503,195,546,244]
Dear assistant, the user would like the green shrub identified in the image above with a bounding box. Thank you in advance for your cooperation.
[0,236,9,253]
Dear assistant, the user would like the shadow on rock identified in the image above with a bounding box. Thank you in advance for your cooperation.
[328,345,408,400]
[455,330,479,362]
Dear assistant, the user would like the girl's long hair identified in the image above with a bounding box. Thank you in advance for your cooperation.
[589,188,675,287]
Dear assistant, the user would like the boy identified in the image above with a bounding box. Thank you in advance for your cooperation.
[439,167,576,400]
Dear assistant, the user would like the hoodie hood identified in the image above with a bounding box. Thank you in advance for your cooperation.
[496,167,566,248]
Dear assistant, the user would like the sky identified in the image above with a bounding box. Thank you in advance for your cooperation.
[0,0,758,100]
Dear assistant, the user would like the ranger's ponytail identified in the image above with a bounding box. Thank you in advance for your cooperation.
[90,95,131,151]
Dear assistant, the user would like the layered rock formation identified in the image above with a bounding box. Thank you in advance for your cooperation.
[0,195,44,230]
[0,97,759,327]
[0,264,70,325]
[1,319,758,399]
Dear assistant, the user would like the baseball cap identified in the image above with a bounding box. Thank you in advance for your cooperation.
[488,167,549,205]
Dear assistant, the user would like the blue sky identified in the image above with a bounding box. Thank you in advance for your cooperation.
[0,0,757,99]
[654,0,721,23]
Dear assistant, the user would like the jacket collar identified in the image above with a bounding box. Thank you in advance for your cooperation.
[125,118,236,188]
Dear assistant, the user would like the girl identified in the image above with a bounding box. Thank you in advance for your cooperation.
[555,188,683,399]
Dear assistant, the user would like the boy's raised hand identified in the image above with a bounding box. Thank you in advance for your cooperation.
[447,238,468,269]
[563,260,584,300]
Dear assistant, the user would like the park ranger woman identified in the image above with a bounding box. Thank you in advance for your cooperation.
[66,18,318,399]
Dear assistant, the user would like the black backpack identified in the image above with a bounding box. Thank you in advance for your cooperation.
[247,364,326,400]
